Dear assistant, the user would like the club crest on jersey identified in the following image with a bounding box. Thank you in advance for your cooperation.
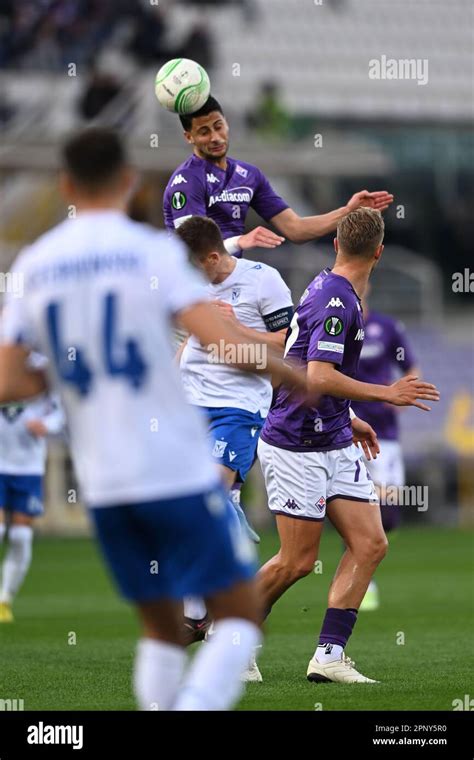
[231,287,240,303]
[355,328,365,340]
[325,297,345,309]
[324,316,343,336]
[1,404,24,422]
[235,164,248,178]
[171,174,187,186]
[206,173,219,184]
[171,191,187,210]
[315,496,326,513]
[212,439,228,458]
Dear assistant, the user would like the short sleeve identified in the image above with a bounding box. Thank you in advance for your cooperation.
[251,169,289,222]
[307,293,353,366]
[257,266,293,332]
[163,170,207,231]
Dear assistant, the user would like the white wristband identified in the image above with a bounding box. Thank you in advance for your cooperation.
[224,236,241,255]
[349,407,356,420]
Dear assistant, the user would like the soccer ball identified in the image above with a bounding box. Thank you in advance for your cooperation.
[155,58,211,114]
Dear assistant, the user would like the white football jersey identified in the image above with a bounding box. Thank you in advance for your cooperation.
[1,210,218,506]
[0,395,64,475]
[180,258,293,415]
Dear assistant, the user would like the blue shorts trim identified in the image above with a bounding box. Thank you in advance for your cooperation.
[201,407,265,483]
[0,474,44,517]
[89,486,256,603]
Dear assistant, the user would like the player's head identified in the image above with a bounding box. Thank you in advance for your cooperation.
[179,96,229,162]
[60,128,136,207]
[335,208,384,271]
[176,216,227,282]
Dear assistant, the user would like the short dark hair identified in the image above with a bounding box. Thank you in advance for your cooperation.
[176,216,226,261]
[179,95,224,131]
[62,128,127,191]
[337,208,385,257]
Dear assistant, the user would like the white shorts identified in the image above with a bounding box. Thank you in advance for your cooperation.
[364,440,405,488]
[257,439,378,522]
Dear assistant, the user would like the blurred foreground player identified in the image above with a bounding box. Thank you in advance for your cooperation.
[0,128,307,711]
[351,293,418,611]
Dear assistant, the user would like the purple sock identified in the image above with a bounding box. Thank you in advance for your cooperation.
[318,607,358,648]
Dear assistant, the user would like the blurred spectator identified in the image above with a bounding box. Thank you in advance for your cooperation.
[173,22,214,72]
[247,81,292,141]
[127,4,167,66]
[78,65,122,121]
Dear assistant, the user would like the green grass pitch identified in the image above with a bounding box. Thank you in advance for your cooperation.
[0,526,472,711]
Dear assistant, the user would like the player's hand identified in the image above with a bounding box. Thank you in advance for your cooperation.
[386,375,440,411]
[26,419,49,437]
[346,190,394,213]
[238,226,285,250]
[351,417,380,460]
[211,300,239,325]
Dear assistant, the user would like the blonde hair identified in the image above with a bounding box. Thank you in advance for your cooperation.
[337,208,384,257]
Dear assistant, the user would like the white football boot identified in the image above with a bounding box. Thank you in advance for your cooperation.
[307,652,378,683]
[241,647,263,682]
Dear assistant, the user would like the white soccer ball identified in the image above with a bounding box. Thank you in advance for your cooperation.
[154,58,211,114]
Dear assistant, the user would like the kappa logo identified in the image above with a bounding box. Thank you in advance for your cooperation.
[355,328,365,340]
[206,173,219,184]
[171,173,187,187]
[228,451,237,462]
[212,439,228,458]
[283,498,300,511]
[235,164,248,178]
[325,297,345,309]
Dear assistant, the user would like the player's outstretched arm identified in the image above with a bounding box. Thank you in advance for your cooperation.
[270,190,394,243]
[0,345,48,403]
[211,300,287,351]
[307,361,440,411]
[178,301,306,393]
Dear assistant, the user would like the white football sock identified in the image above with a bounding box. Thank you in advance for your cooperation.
[174,618,261,711]
[133,638,187,710]
[315,643,344,664]
[0,524,33,603]
[183,596,207,621]
[0,523,6,545]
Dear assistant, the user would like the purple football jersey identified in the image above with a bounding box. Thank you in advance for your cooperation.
[163,155,288,256]
[351,311,416,440]
[262,268,366,452]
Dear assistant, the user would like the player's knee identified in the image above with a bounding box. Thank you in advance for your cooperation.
[291,554,316,581]
[369,534,389,564]
[355,534,388,566]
